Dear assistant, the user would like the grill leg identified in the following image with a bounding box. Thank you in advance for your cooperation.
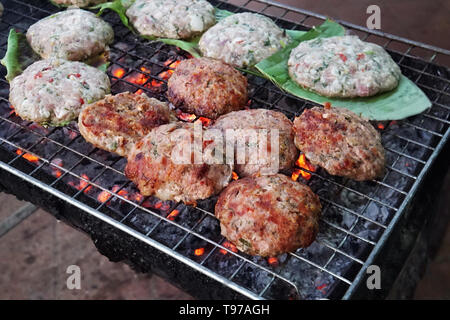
[0,202,38,239]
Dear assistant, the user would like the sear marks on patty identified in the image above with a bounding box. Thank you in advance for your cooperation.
[211,108,298,177]
[293,106,385,181]
[125,121,233,205]
[27,9,114,61]
[9,59,110,126]
[126,0,215,39]
[167,57,248,119]
[215,174,321,257]
[78,92,176,156]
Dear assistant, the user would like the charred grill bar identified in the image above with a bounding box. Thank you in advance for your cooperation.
[0,0,449,299]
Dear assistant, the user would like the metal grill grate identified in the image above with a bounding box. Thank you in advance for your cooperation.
[0,0,449,299]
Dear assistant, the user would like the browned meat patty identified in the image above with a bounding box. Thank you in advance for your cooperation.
[167,57,248,119]
[78,92,176,157]
[125,121,233,204]
[211,109,298,177]
[215,174,321,257]
[293,106,385,181]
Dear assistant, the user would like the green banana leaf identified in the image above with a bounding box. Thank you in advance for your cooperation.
[91,0,134,29]
[1,29,40,82]
[255,20,431,120]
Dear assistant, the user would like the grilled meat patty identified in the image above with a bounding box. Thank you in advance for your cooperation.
[51,0,108,7]
[9,59,110,126]
[293,106,385,181]
[126,0,215,39]
[27,9,114,61]
[167,57,248,119]
[125,121,233,204]
[211,109,298,177]
[288,35,401,98]
[215,174,321,256]
[199,12,290,68]
[78,92,176,156]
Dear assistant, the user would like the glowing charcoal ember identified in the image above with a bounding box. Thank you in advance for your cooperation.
[112,67,126,78]
[97,186,136,204]
[107,185,130,201]
[291,168,301,181]
[50,158,63,178]
[15,149,40,163]
[295,154,315,180]
[135,89,144,95]
[232,171,239,180]
[220,241,238,255]
[316,283,327,294]
[158,70,172,81]
[267,257,278,266]
[141,199,153,208]
[52,169,62,178]
[194,247,205,256]
[150,79,163,87]
[132,193,144,202]
[177,111,197,122]
[117,189,129,200]
[163,59,181,69]
[136,73,148,85]
[155,59,180,83]
[167,209,180,221]
[80,174,93,193]
[125,70,149,86]
[97,190,112,203]
[68,174,93,193]
[198,116,211,127]
[377,123,385,130]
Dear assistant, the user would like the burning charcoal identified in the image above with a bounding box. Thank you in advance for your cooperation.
[233,263,273,294]
[203,249,243,279]
[124,209,160,236]
[296,242,334,267]
[262,277,301,300]
[194,216,222,243]
[150,220,187,248]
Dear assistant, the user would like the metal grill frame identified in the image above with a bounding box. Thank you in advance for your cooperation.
[0,0,449,299]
